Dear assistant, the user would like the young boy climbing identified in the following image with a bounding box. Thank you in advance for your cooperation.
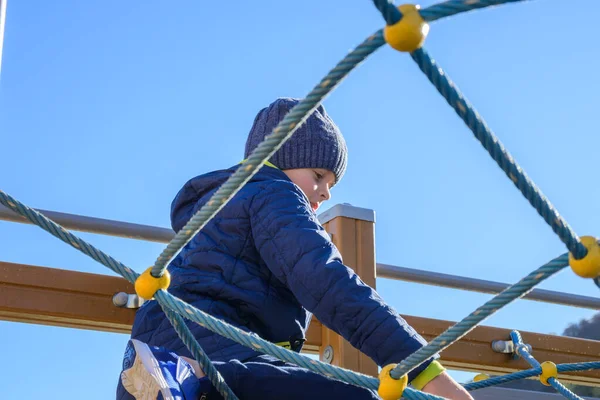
[116,97,473,400]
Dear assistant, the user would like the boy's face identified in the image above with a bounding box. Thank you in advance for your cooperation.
[283,168,335,212]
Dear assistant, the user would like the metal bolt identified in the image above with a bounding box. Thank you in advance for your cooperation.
[323,345,334,363]
[112,292,145,309]
[112,292,129,307]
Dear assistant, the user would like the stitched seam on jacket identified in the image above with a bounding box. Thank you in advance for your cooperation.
[251,181,326,308]
[255,223,322,308]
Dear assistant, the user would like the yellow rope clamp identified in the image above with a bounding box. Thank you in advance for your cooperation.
[135,266,171,300]
[383,4,430,53]
[473,373,490,382]
[378,364,408,400]
[568,236,600,278]
[539,361,558,386]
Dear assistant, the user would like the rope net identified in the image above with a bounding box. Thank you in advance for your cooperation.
[2,1,599,399]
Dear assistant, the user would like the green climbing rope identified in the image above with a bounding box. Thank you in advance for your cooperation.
[3,0,600,399]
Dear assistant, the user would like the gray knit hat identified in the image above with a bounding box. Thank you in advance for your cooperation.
[244,97,348,184]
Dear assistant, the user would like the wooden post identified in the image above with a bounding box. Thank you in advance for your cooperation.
[318,204,378,377]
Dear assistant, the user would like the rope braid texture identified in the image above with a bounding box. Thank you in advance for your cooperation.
[3,0,599,399]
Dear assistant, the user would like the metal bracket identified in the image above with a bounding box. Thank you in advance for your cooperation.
[112,292,145,309]
[492,339,532,354]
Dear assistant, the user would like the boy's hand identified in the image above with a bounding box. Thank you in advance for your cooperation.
[420,372,473,400]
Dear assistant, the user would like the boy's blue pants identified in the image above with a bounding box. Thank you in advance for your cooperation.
[117,353,380,399]
[205,354,379,400]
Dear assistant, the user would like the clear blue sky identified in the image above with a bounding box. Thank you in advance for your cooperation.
[1,1,599,398]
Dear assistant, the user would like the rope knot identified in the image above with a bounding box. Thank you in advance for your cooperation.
[568,236,600,278]
[383,4,429,52]
[539,361,558,386]
[473,373,489,382]
[377,364,407,400]
[135,266,171,300]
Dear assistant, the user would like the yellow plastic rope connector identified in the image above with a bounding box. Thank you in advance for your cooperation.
[378,364,408,400]
[569,236,600,278]
[473,373,489,382]
[135,266,171,300]
[383,4,429,52]
[539,361,558,386]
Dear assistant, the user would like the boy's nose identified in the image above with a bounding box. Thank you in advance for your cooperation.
[320,186,331,201]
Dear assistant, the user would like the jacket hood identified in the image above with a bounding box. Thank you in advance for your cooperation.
[170,164,287,233]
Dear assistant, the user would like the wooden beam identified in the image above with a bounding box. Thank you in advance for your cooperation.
[2,261,599,386]
[0,261,135,333]
[404,315,600,387]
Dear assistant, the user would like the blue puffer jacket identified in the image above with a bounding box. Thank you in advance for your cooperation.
[130,164,433,381]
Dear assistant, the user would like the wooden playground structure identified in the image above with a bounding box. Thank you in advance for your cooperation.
[2,0,599,397]
[1,202,599,395]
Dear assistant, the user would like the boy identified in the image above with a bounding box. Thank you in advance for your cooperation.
[117,98,473,399]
